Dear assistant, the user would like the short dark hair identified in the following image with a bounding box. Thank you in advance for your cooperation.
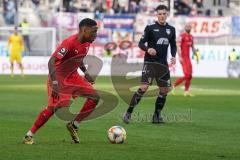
[155,5,169,11]
[79,18,97,28]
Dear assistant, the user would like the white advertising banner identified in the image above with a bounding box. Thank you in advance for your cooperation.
[0,45,239,77]
[0,56,49,75]
[135,15,231,38]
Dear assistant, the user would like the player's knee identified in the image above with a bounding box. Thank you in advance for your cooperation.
[186,74,192,80]
[136,88,146,97]
[159,87,171,96]
[140,84,149,92]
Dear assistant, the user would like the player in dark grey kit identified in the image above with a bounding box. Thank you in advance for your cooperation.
[123,5,177,124]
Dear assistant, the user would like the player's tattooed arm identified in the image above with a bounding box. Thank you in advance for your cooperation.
[48,56,59,99]
[79,59,95,84]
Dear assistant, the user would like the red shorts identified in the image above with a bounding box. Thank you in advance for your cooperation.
[47,73,96,108]
[181,58,192,76]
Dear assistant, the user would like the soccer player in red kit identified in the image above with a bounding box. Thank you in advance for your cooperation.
[23,18,99,144]
[173,23,198,96]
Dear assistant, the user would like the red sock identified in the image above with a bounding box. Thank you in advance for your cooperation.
[174,77,186,87]
[185,77,192,91]
[74,99,97,123]
[30,107,54,134]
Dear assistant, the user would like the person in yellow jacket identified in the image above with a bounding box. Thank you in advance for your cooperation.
[8,27,24,77]
[194,48,201,64]
[20,18,31,53]
[229,48,238,62]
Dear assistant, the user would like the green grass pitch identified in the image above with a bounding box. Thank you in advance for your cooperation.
[0,75,240,160]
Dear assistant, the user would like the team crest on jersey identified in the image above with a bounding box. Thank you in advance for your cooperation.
[57,47,68,57]
[166,29,171,35]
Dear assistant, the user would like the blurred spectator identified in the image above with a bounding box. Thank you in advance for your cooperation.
[218,9,223,16]
[229,48,239,62]
[3,0,16,25]
[174,0,192,15]
[205,9,211,16]
[112,0,129,14]
[112,1,121,13]
[105,0,112,11]
[32,0,43,20]
[227,0,230,8]
[213,0,221,6]
[3,0,8,22]
[63,0,71,12]
[32,0,40,7]
[190,4,198,16]
[193,0,203,15]
[19,18,31,54]
[77,0,92,12]
[49,0,61,12]
[213,0,223,16]
[194,48,201,64]
[139,0,147,13]
[129,0,140,14]
[94,2,105,19]
[94,2,105,13]
[194,0,203,8]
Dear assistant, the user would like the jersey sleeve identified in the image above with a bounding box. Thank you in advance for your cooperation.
[170,28,177,57]
[52,40,71,59]
[191,35,194,47]
[138,25,150,52]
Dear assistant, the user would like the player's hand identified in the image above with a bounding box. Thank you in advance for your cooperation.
[147,48,157,56]
[85,72,95,84]
[171,57,176,65]
[52,83,59,100]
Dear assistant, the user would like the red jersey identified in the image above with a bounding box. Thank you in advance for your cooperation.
[52,34,91,80]
[179,32,193,58]
[47,34,96,107]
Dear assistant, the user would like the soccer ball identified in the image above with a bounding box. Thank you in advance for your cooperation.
[107,126,126,144]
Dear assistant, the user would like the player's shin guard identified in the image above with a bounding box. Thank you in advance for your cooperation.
[30,107,54,134]
[127,88,145,113]
[73,98,98,127]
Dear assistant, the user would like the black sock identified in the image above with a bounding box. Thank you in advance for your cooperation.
[127,88,145,113]
[155,95,166,116]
